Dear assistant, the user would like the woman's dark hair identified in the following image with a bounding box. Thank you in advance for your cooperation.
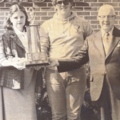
[4,3,30,30]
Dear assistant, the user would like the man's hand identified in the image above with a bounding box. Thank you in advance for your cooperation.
[47,58,59,70]
[48,58,59,67]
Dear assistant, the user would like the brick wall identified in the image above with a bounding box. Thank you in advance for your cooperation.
[0,0,120,36]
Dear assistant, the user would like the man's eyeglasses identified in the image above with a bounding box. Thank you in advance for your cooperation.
[56,1,70,5]
[98,15,115,19]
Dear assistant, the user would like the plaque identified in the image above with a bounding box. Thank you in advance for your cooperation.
[25,25,49,67]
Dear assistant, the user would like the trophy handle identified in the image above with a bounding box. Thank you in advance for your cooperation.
[27,25,41,52]
[36,25,41,52]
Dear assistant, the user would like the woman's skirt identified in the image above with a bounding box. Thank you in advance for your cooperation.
[0,68,37,120]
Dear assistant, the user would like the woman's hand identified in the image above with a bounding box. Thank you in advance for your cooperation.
[11,57,26,70]
[1,57,26,70]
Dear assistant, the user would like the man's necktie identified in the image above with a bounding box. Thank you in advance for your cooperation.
[103,32,110,55]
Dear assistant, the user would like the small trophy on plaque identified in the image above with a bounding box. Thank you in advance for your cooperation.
[26,25,49,67]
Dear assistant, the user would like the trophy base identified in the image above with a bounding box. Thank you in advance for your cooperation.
[26,61,49,67]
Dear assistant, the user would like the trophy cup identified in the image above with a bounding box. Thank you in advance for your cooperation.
[25,25,49,67]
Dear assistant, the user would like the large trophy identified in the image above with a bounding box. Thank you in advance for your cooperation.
[25,25,49,67]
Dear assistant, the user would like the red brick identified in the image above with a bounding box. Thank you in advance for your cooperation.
[90,7,98,11]
[107,3,119,7]
[98,25,101,29]
[73,7,83,11]
[84,6,91,11]
[115,21,118,24]
[34,8,40,11]
[116,16,120,19]
[112,0,120,1]
[21,0,28,2]
[91,25,97,29]
[94,29,99,32]
[21,2,33,7]
[98,0,112,2]
[75,2,89,6]
[34,2,47,7]
[48,12,55,16]
[0,3,4,7]
[74,0,84,2]
[91,21,99,24]
[84,0,97,2]
[115,7,120,11]
[85,16,97,20]
[35,17,40,20]
[115,12,118,15]
[0,8,8,11]
[33,21,40,25]
[77,12,90,15]
[32,0,43,2]
[35,12,47,16]
[6,2,32,7]
[41,7,54,11]
[46,0,52,2]
[91,3,103,7]
[41,16,52,20]
[39,21,45,25]
[91,12,98,16]
[48,3,53,7]
[28,0,33,2]
[5,3,11,7]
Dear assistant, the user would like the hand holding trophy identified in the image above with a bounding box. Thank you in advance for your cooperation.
[11,57,26,70]
[1,57,26,70]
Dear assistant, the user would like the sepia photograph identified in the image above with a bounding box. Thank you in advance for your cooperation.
[0,0,120,120]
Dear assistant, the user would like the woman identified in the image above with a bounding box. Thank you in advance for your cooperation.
[0,3,37,120]
[40,0,93,119]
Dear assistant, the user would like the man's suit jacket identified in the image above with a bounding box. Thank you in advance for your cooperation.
[57,27,120,101]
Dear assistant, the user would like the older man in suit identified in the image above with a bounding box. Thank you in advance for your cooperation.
[50,4,120,120]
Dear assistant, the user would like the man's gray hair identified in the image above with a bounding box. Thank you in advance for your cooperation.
[98,4,116,15]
